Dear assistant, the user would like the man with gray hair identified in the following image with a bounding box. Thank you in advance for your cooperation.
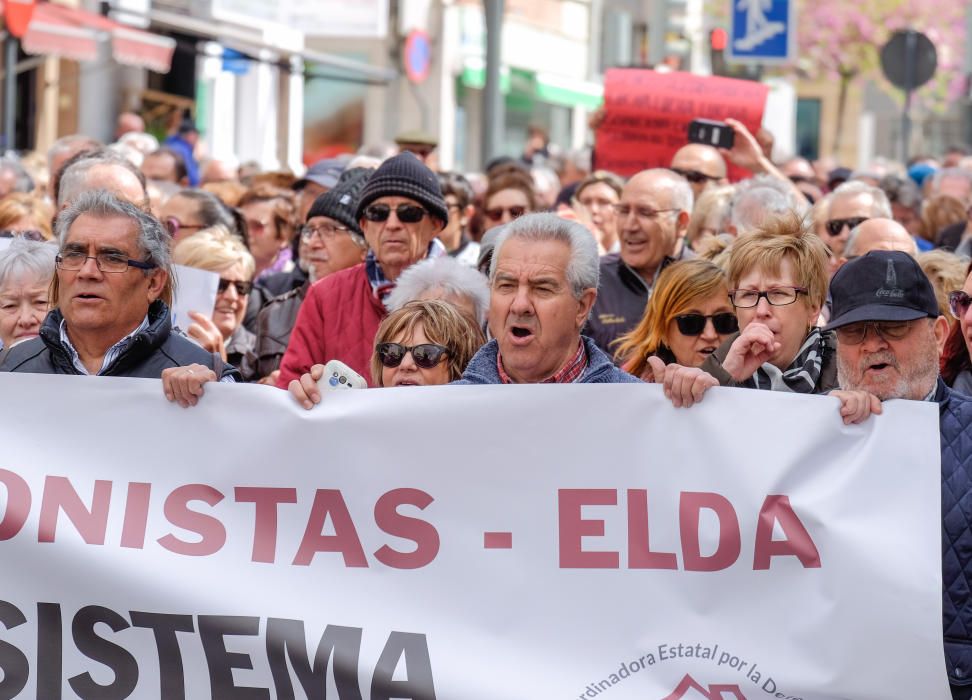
[455,213,638,384]
[586,168,694,354]
[56,149,149,210]
[822,180,892,260]
[0,190,238,392]
[727,175,802,236]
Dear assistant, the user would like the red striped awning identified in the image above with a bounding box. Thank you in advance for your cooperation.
[19,2,174,73]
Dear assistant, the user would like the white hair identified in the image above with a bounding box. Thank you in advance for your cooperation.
[831,180,892,218]
[489,212,599,299]
[386,256,490,325]
[0,237,57,291]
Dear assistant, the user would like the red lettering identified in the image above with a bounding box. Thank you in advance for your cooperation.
[753,495,821,569]
[627,489,677,569]
[293,489,367,567]
[0,469,30,541]
[38,476,111,545]
[680,492,741,572]
[120,482,151,549]
[373,489,439,569]
[558,489,619,568]
[157,485,226,556]
[234,487,297,563]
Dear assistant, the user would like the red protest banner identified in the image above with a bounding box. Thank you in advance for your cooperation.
[594,69,769,180]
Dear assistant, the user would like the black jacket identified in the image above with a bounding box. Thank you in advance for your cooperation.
[0,300,241,380]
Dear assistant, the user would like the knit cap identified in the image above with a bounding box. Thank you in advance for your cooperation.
[354,152,448,229]
[307,167,374,236]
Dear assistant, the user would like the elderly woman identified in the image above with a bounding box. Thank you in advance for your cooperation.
[574,171,624,253]
[385,256,490,326]
[0,238,56,354]
[289,299,486,406]
[237,185,298,280]
[172,225,256,378]
[941,261,972,394]
[0,193,54,241]
[614,259,737,377]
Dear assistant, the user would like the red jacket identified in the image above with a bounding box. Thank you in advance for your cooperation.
[276,264,386,388]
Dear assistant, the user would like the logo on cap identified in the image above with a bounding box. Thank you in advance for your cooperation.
[875,260,904,299]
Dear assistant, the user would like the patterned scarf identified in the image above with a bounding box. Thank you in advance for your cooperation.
[752,327,825,394]
[366,239,447,307]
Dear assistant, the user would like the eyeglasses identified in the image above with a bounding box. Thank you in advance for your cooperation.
[825,217,869,237]
[835,320,914,345]
[246,219,272,235]
[56,251,157,273]
[671,168,719,185]
[0,229,44,241]
[363,203,428,224]
[612,204,679,221]
[484,205,526,222]
[164,218,206,238]
[300,223,349,242]
[949,290,972,319]
[376,342,449,369]
[674,312,739,336]
[728,287,807,308]
[217,278,252,296]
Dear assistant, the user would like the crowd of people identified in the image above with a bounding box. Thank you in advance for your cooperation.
[3,110,972,696]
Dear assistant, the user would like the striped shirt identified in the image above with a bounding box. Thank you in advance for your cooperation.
[59,315,151,375]
[497,339,588,384]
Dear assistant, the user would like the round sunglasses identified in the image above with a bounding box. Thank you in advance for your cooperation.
[363,203,428,224]
[674,312,738,336]
[376,342,449,369]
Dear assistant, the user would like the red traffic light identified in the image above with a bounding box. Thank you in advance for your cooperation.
[710,28,728,52]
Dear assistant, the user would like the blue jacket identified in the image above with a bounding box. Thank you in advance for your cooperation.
[453,336,641,385]
[937,379,972,688]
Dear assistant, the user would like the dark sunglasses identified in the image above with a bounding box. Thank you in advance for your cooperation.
[363,203,428,224]
[376,342,449,369]
[949,291,972,319]
[674,312,738,336]
[217,279,252,296]
[825,217,868,237]
[0,229,44,241]
[671,168,718,185]
[484,205,526,222]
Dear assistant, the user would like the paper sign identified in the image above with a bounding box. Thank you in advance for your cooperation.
[0,375,951,699]
[169,263,218,332]
[594,69,769,180]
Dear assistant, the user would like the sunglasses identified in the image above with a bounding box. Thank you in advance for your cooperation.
[671,168,718,185]
[674,312,738,336]
[825,217,869,237]
[376,342,448,369]
[363,203,428,224]
[484,205,526,222]
[164,218,206,238]
[217,279,252,296]
[949,291,972,319]
[0,229,44,241]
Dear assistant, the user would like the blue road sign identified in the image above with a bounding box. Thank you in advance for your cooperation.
[727,0,795,64]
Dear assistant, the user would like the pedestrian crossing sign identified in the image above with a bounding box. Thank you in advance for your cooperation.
[727,0,795,64]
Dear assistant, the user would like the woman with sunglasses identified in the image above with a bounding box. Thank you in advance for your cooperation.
[0,193,53,241]
[371,299,485,387]
[614,259,737,378]
[941,260,972,395]
[481,171,537,234]
[172,225,257,379]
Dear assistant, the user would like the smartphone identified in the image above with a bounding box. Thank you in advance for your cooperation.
[318,360,367,392]
[687,119,734,149]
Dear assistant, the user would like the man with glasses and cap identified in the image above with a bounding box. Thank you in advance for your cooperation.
[0,190,239,400]
[826,250,972,699]
[277,152,449,388]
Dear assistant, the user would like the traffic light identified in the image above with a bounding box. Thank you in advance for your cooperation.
[710,28,728,75]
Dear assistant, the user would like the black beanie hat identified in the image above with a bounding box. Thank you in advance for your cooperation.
[354,152,448,229]
[307,167,374,236]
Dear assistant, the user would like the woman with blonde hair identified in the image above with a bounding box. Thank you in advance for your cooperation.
[614,259,737,379]
[172,225,256,377]
[0,193,54,241]
[686,185,734,252]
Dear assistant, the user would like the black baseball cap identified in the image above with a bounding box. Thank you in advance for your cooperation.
[824,250,940,330]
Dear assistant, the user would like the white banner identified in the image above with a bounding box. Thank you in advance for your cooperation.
[170,264,218,334]
[0,374,950,699]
